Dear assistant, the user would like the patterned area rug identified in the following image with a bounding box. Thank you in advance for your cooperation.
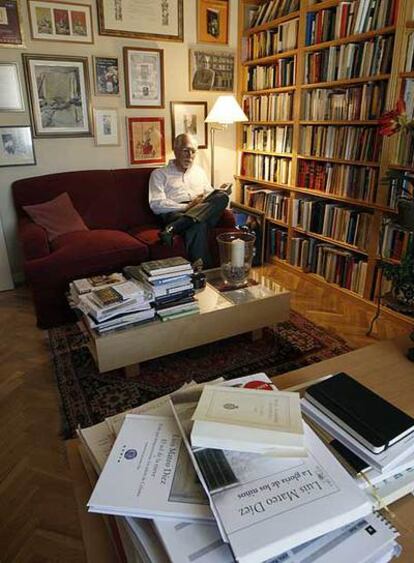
[48,311,352,439]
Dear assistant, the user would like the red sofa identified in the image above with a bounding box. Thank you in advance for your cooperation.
[13,168,235,328]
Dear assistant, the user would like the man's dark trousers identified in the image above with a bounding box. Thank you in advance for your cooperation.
[161,190,229,268]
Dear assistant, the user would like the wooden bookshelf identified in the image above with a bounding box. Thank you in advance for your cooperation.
[237,0,412,307]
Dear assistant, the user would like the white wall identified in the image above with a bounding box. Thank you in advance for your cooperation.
[0,0,239,281]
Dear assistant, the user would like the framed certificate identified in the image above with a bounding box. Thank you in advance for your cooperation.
[123,47,164,109]
[0,62,24,111]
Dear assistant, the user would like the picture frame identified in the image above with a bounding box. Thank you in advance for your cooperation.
[123,47,164,109]
[0,0,24,46]
[197,0,229,45]
[93,56,120,96]
[189,48,234,92]
[22,54,93,138]
[27,0,93,43]
[97,0,183,42]
[170,101,208,149]
[0,62,24,111]
[127,117,165,166]
[230,202,265,266]
[94,109,120,146]
[0,126,36,167]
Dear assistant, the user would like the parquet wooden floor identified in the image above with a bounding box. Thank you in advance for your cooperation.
[0,267,411,562]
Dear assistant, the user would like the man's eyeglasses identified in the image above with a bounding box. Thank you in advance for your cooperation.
[179,147,197,155]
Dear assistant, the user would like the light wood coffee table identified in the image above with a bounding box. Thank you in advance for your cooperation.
[80,268,290,375]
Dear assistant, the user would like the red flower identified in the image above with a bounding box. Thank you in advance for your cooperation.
[379,110,401,136]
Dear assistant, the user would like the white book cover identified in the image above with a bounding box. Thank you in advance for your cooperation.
[87,414,212,522]
[170,389,372,563]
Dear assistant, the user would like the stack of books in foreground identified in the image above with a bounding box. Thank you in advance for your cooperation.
[69,273,154,333]
[136,257,199,321]
[79,371,414,562]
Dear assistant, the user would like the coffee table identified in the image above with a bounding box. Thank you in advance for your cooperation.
[80,268,290,375]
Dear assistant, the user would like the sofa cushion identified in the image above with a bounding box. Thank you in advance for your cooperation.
[23,192,89,241]
[129,225,187,260]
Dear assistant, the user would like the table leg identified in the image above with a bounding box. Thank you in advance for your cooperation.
[251,328,263,341]
[124,363,140,378]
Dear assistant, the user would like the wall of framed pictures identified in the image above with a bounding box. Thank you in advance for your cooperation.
[0,0,238,282]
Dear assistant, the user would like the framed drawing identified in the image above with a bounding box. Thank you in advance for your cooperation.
[93,56,119,96]
[127,117,165,166]
[0,62,24,111]
[230,202,265,266]
[22,54,93,138]
[27,0,93,43]
[170,101,208,149]
[197,0,229,45]
[0,0,24,46]
[97,0,183,42]
[123,47,164,108]
[94,109,119,146]
[0,126,36,167]
[189,49,234,92]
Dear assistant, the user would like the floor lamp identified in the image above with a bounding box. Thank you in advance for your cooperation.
[205,95,248,187]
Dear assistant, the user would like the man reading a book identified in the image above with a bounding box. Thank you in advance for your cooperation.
[148,133,231,268]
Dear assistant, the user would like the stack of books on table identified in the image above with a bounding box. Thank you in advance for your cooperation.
[81,373,406,563]
[69,274,154,334]
[137,257,199,322]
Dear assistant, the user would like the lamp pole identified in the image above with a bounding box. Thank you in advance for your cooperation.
[210,126,216,188]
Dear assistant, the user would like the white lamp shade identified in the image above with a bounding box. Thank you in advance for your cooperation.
[205,95,248,124]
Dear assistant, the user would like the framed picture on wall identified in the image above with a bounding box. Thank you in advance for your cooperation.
[197,0,229,45]
[97,0,183,42]
[123,47,164,108]
[22,54,93,138]
[27,0,93,43]
[0,62,24,111]
[189,48,234,92]
[0,0,24,46]
[0,126,36,167]
[127,117,165,166]
[93,56,120,96]
[94,109,119,146]
[170,101,208,149]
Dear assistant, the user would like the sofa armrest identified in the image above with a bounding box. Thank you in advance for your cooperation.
[217,209,236,228]
[18,217,50,260]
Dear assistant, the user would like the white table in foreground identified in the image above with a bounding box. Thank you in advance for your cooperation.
[83,269,290,374]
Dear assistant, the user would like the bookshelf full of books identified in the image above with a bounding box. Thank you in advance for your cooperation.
[237,0,413,313]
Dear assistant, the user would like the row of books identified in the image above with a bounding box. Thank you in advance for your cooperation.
[246,57,296,91]
[292,198,372,250]
[384,171,414,209]
[379,223,414,261]
[404,32,414,73]
[305,0,396,46]
[243,124,293,153]
[84,373,407,562]
[241,153,291,184]
[297,159,379,203]
[304,36,394,84]
[245,19,298,60]
[394,129,414,168]
[244,184,289,222]
[267,225,288,259]
[300,125,381,162]
[401,78,414,120]
[301,82,387,121]
[242,92,293,121]
[289,237,368,294]
[249,0,299,28]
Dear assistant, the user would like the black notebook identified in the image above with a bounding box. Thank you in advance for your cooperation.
[305,372,414,453]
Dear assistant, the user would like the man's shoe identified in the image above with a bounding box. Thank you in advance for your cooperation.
[159,226,174,247]
[219,183,232,196]
[192,258,204,272]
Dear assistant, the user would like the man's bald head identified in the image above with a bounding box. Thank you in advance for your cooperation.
[173,133,199,172]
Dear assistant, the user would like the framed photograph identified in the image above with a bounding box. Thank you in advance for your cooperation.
[22,54,93,138]
[127,117,165,166]
[170,101,208,149]
[97,0,183,42]
[123,47,164,109]
[0,0,24,46]
[0,126,36,167]
[189,49,234,92]
[197,0,229,45]
[94,109,119,146]
[93,56,119,96]
[0,62,24,111]
[27,0,93,43]
[230,202,265,266]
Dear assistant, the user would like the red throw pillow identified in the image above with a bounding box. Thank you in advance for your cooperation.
[23,192,88,241]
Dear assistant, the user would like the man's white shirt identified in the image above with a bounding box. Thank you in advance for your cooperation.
[149,160,213,215]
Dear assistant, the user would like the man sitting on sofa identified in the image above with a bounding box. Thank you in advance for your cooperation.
[148,133,231,268]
